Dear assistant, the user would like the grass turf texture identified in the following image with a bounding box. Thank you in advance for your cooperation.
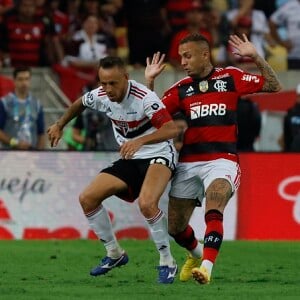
[0,240,299,300]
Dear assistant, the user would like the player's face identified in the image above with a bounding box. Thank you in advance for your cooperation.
[98,66,129,103]
[14,71,31,95]
[179,41,210,78]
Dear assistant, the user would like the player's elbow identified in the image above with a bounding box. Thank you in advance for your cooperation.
[161,120,180,139]
[273,82,282,93]
[262,81,282,93]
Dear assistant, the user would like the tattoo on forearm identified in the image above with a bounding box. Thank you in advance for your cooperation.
[254,55,281,92]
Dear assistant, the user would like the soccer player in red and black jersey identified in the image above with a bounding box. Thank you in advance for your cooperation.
[145,33,281,284]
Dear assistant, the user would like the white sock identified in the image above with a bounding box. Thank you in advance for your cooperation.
[190,242,203,258]
[146,209,175,267]
[86,205,123,259]
[201,259,213,276]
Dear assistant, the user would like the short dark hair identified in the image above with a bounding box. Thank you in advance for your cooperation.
[13,66,31,79]
[179,33,210,48]
[99,56,126,70]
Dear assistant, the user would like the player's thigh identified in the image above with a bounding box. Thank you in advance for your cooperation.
[81,172,128,203]
[168,196,197,235]
[139,163,172,203]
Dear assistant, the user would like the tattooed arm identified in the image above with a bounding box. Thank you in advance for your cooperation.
[229,34,282,92]
[252,54,281,92]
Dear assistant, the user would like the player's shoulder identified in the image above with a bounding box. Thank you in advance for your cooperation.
[164,76,192,94]
[223,66,245,74]
[129,80,153,100]
[86,86,107,99]
[217,66,249,79]
[82,86,108,106]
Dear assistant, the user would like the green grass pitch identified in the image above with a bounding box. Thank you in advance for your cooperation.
[0,240,299,300]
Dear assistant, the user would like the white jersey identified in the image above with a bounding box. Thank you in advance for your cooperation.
[270,0,300,59]
[82,79,177,161]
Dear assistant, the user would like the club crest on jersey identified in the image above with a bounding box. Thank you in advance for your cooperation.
[86,92,93,105]
[199,80,208,92]
[116,120,129,136]
[214,80,227,92]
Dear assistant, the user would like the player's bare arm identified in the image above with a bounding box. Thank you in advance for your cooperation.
[47,97,85,147]
[251,54,282,92]
[229,34,281,93]
[120,120,179,159]
[145,52,166,91]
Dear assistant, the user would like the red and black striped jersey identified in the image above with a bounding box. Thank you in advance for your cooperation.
[162,67,264,163]
[1,14,55,66]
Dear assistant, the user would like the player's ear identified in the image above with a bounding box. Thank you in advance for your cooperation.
[203,49,211,62]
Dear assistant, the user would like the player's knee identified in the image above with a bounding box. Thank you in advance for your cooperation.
[168,223,179,237]
[168,220,185,236]
[79,191,97,213]
[206,179,232,203]
[138,193,158,218]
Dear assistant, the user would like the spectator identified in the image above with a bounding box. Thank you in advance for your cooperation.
[0,0,64,67]
[237,97,261,151]
[78,0,118,56]
[283,83,300,151]
[123,0,170,68]
[168,1,213,69]
[55,14,116,101]
[44,0,70,43]
[79,0,101,18]
[99,0,123,44]
[226,0,273,61]
[166,0,197,34]
[269,0,300,70]
[59,0,82,38]
[216,16,262,71]
[63,15,113,69]
[0,66,45,149]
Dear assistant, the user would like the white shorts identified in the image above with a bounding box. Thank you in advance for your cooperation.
[170,159,241,203]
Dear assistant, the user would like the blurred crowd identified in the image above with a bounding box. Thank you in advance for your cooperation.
[1,0,300,72]
[0,0,300,152]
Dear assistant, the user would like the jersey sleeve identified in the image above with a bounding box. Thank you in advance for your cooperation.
[161,85,181,115]
[81,88,107,112]
[143,91,172,129]
[228,67,265,95]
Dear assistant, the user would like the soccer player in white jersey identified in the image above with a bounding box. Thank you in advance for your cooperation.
[47,57,179,284]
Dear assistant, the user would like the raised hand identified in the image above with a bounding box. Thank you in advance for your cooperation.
[145,52,166,81]
[228,34,258,59]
